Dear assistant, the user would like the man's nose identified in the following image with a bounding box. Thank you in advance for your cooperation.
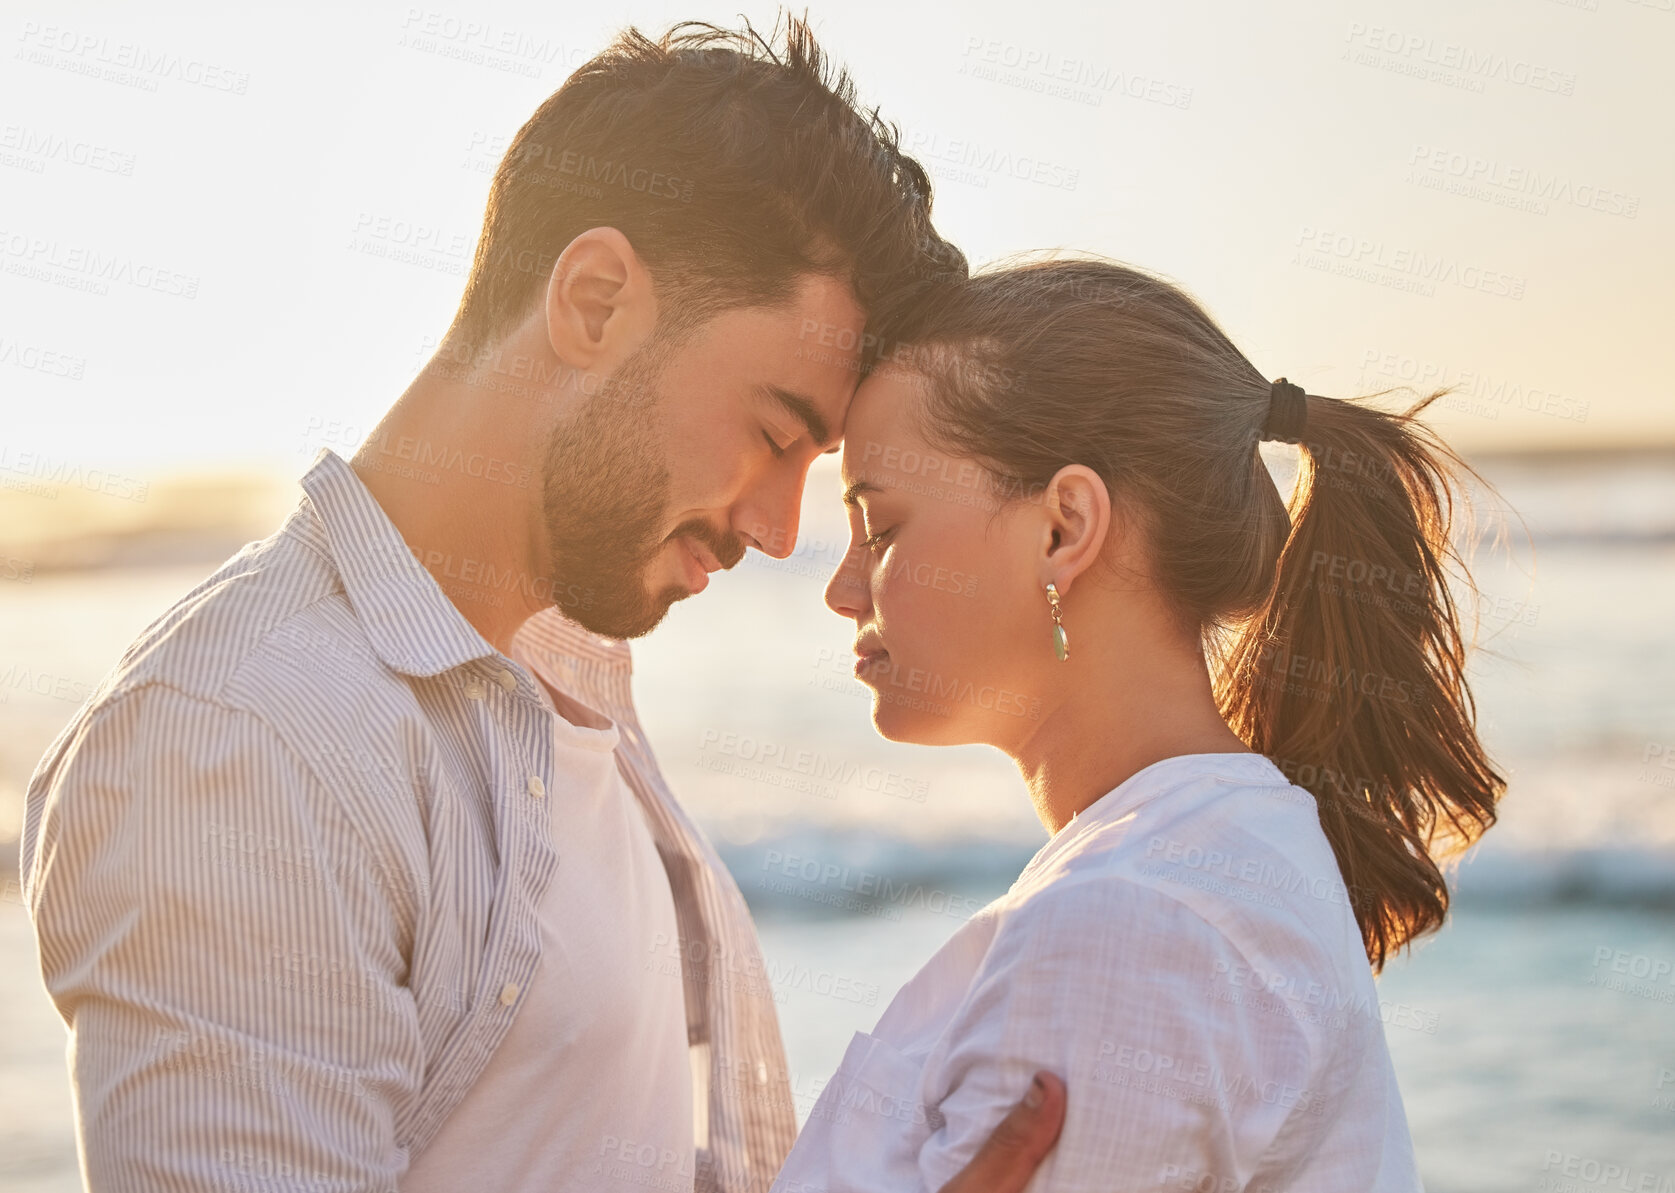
[740,513,799,559]
[738,470,808,560]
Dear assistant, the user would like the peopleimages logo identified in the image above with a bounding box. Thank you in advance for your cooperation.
[1142,835,1354,909]
[0,124,136,175]
[1093,1040,1323,1117]
[0,229,200,299]
[1293,226,1526,300]
[1358,348,1591,425]
[1341,22,1577,96]
[696,729,929,802]
[16,21,252,94]
[894,123,1079,192]
[0,335,85,380]
[395,8,586,77]
[0,446,148,502]
[758,850,988,920]
[0,663,95,706]
[957,37,1193,111]
[1407,144,1639,219]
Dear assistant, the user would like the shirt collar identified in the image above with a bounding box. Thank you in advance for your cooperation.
[1075,751,1288,831]
[514,606,632,674]
[1023,751,1290,880]
[296,447,499,677]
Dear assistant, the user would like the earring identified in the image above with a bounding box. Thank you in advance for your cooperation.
[1045,582,1070,662]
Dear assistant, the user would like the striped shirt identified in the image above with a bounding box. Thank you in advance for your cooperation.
[20,447,797,1193]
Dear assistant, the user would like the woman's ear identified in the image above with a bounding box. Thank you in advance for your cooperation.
[544,226,658,369]
[1038,464,1112,595]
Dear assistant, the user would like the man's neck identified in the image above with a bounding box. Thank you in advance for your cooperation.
[349,347,564,657]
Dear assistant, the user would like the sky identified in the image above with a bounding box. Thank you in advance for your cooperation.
[2,0,1670,486]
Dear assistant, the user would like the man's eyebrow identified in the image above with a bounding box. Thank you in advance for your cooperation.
[842,480,883,507]
[760,384,832,450]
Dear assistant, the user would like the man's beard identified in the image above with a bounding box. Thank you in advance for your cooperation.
[538,335,744,639]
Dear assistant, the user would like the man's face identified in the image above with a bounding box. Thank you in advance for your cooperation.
[541,272,866,639]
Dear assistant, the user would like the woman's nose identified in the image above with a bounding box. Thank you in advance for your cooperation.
[823,541,871,618]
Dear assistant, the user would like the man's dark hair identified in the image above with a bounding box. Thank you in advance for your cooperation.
[445,15,966,362]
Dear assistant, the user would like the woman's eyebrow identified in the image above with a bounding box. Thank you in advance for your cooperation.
[842,480,883,507]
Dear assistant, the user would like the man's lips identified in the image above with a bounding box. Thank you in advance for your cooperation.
[673,536,720,593]
[684,537,724,573]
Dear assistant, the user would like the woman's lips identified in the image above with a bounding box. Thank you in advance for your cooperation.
[854,649,889,678]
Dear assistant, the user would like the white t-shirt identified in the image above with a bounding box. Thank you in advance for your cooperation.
[402,688,693,1192]
[771,752,1422,1193]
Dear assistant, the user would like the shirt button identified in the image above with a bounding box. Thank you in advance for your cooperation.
[496,668,517,693]
[527,775,546,798]
[498,982,520,1006]
[464,678,486,701]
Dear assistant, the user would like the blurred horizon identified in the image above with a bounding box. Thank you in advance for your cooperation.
[2,437,1673,578]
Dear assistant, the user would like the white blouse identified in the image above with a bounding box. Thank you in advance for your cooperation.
[771,753,1422,1193]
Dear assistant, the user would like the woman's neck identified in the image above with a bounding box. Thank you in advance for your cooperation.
[1010,633,1252,835]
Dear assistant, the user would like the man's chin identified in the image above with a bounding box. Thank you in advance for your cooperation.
[554,582,688,641]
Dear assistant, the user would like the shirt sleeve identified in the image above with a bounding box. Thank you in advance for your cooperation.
[915,879,1317,1193]
[23,683,424,1193]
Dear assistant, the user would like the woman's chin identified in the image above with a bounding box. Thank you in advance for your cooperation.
[868,706,916,743]
[869,696,967,746]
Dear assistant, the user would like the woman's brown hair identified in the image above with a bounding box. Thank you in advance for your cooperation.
[885,258,1505,971]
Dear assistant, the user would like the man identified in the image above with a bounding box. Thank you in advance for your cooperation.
[20,18,1064,1193]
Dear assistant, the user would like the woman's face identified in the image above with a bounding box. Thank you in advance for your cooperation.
[824,366,1051,747]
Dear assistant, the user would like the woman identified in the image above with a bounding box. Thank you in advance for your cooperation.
[771,260,1503,1191]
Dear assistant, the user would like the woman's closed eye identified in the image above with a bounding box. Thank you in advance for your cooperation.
[860,526,893,553]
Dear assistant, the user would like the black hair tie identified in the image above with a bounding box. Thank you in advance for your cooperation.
[1262,377,1308,444]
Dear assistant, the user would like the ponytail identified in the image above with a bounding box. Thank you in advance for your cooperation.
[878,257,1506,971]
[1218,389,1505,971]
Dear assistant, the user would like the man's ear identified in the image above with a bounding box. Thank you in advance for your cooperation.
[544,226,657,369]
[1036,464,1112,595]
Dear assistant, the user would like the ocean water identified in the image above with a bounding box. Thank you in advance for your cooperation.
[1,452,1672,1191]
